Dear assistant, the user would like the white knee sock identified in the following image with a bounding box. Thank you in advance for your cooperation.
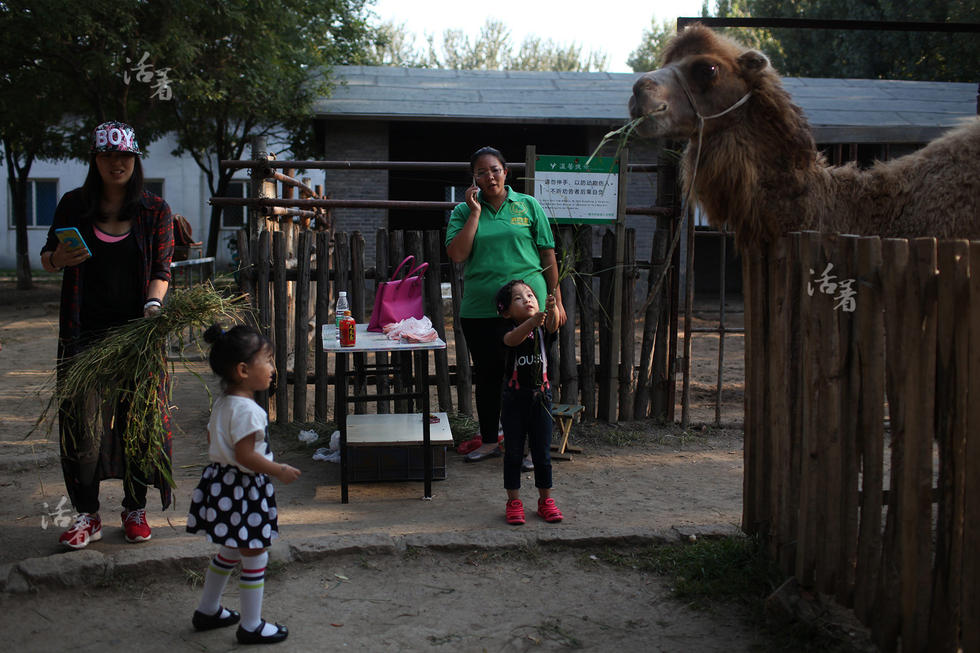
[197,545,241,617]
[239,551,278,636]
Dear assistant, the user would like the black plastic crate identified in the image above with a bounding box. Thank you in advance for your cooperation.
[347,445,447,482]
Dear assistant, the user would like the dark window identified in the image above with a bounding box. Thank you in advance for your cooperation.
[145,179,165,198]
[221,180,248,229]
[9,179,57,228]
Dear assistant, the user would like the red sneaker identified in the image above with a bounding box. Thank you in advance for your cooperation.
[121,508,152,543]
[505,499,525,525]
[537,497,564,523]
[59,513,103,549]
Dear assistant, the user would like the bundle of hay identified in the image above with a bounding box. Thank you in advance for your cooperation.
[44,283,247,487]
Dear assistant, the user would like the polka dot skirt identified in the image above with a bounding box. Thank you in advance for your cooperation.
[186,463,279,549]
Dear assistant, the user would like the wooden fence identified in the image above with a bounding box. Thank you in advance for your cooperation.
[235,224,678,426]
[742,231,979,652]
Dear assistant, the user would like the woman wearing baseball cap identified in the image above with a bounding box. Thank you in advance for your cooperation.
[40,121,175,549]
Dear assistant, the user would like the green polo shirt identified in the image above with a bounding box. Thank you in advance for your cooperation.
[445,186,555,318]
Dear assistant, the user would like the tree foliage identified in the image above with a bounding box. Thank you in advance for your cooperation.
[629,0,980,81]
[745,0,979,81]
[0,0,153,288]
[152,0,372,255]
[627,18,676,72]
[356,18,609,72]
[1,0,374,259]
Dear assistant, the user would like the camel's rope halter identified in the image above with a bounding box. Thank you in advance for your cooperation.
[671,65,752,199]
[640,67,751,314]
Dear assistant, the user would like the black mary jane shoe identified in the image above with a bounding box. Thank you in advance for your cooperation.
[192,606,241,631]
[236,619,289,645]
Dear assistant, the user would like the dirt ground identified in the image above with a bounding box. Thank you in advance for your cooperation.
[0,277,769,652]
[0,547,768,652]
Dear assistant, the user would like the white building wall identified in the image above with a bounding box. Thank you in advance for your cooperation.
[0,132,254,270]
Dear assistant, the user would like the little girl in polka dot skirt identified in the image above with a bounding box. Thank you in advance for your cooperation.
[187,323,301,645]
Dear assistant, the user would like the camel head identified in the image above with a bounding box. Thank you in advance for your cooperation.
[628,24,772,139]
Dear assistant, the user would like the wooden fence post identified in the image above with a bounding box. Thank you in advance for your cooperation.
[424,230,452,412]
[350,232,367,414]
[314,231,331,420]
[449,257,472,417]
[931,239,969,650]
[853,236,884,624]
[272,231,288,424]
[404,231,424,413]
[375,230,391,414]
[333,232,350,420]
[741,239,770,538]
[558,227,578,406]
[766,236,792,569]
[618,229,636,419]
[576,226,596,421]
[389,232,410,413]
[236,229,255,323]
[639,226,671,421]
[897,238,937,652]
[835,234,859,606]
[256,231,272,412]
[598,230,616,421]
[962,242,980,653]
[292,230,311,422]
[876,237,910,651]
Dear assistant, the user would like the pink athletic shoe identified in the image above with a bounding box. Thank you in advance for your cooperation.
[505,499,526,525]
[537,497,564,523]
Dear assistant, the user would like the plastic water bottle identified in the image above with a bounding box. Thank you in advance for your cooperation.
[335,291,350,342]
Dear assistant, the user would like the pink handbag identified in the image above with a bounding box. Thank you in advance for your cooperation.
[367,255,428,332]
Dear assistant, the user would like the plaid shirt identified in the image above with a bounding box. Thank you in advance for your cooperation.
[43,189,175,509]
[43,189,174,353]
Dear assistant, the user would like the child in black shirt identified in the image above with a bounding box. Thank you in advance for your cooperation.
[494,280,564,525]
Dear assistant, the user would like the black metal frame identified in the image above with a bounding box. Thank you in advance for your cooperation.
[334,348,433,503]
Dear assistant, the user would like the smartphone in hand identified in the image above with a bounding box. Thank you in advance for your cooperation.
[55,227,92,257]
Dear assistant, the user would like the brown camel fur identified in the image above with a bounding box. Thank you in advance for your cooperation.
[628,24,980,249]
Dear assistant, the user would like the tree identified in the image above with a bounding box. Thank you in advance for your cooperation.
[511,36,608,72]
[630,0,980,81]
[0,0,162,289]
[629,2,782,72]
[152,0,373,257]
[356,20,433,67]
[746,0,980,81]
[628,18,675,72]
[355,18,609,72]
[2,0,374,262]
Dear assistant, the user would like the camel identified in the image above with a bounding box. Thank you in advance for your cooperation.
[627,24,980,249]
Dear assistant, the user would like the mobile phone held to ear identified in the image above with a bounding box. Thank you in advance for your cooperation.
[55,227,92,257]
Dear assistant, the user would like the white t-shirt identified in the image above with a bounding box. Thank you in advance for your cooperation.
[207,394,274,473]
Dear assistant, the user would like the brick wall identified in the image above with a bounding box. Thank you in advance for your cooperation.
[322,119,389,262]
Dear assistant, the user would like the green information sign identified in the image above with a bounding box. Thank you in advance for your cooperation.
[533,155,619,224]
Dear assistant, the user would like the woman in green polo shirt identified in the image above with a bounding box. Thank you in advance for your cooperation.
[446,146,566,462]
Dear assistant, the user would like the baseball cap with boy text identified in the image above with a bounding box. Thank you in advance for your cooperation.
[91,121,141,155]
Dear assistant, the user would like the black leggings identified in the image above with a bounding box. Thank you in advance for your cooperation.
[70,469,149,514]
[461,317,507,445]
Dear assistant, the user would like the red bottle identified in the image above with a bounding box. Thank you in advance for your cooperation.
[339,315,356,347]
